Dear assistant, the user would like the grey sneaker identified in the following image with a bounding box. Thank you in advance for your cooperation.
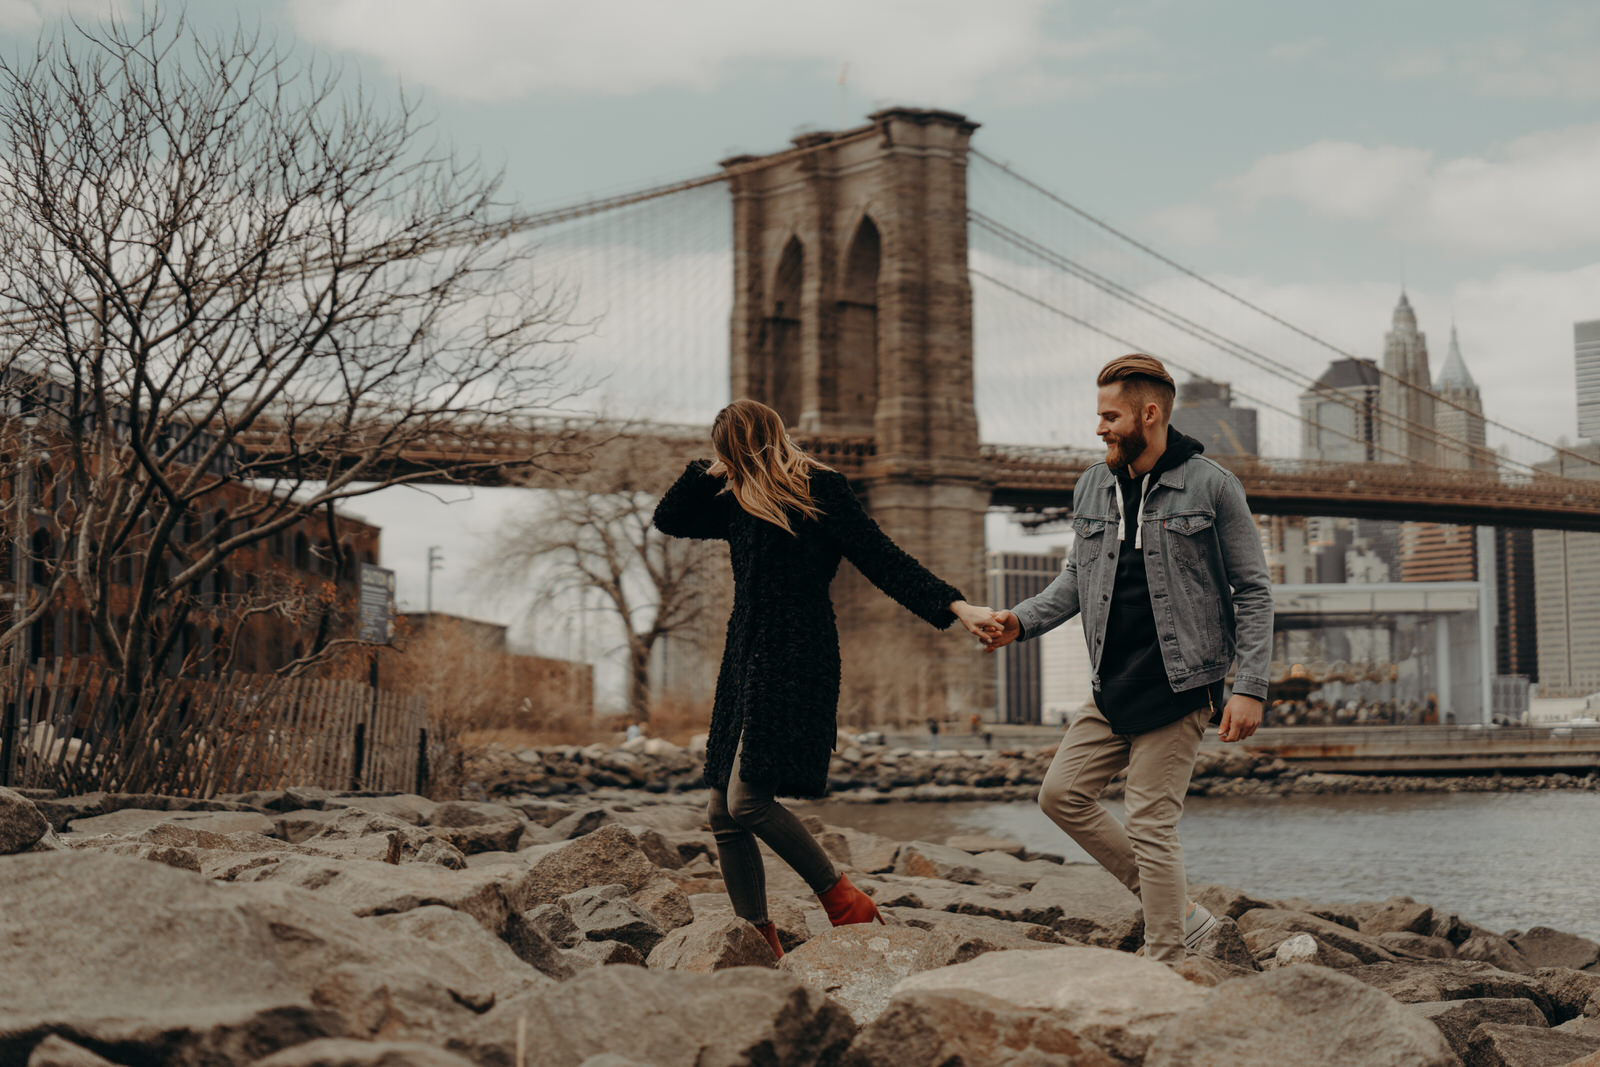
[1183,902,1219,951]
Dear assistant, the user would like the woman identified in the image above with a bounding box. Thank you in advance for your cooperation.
[653,399,995,958]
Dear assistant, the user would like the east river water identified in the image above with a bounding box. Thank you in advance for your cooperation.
[797,791,1600,942]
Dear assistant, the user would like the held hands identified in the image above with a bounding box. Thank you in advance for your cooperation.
[1217,694,1263,743]
[949,601,1005,643]
[980,610,1021,652]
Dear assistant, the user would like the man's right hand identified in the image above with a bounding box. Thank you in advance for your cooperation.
[982,610,1021,652]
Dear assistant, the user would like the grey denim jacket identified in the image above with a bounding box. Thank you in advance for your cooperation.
[1012,455,1274,701]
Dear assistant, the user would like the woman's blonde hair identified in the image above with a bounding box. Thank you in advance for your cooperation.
[711,399,830,533]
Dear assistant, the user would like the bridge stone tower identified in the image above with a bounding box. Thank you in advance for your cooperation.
[721,108,989,725]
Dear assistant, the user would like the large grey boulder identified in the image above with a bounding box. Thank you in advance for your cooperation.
[1409,999,1547,1060]
[423,802,525,855]
[510,825,658,909]
[1458,933,1533,974]
[890,946,1204,1063]
[446,966,855,1067]
[368,906,544,999]
[560,884,667,956]
[67,807,275,838]
[835,826,901,873]
[779,925,931,1026]
[885,905,1070,947]
[1465,1022,1600,1066]
[1533,967,1600,1022]
[250,1039,478,1066]
[1510,928,1600,973]
[1237,908,1399,964]
[325,795,438,825]
[25,1035,124,1066]
[301,810,466,868]
[1145,965,1459,1067]
[230,854,516,935]
[646,915,777,973]
[0,787,50,854]
[1357,897,1437,937]
[841,989,1118,1067]
[917,865,1143,950]
[0,852,528,1067]
[1347,960,1557,1020]
[892,840,1054,888]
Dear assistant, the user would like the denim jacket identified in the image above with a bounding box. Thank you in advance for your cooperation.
[1012,454,1274,701]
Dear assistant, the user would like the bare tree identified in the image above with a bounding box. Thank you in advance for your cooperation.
[479,447,729,722]
[0,16,590,706]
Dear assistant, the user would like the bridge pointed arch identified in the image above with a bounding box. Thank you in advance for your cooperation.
[834,215,880,433]
[761,236,805,426]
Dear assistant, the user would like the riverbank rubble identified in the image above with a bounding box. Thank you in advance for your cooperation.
[2,780,1597,1066]
[462,734,1600,803]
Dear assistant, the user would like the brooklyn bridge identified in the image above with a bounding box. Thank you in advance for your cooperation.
[234,107,1600,722]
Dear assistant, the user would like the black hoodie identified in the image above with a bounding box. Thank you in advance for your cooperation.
[1096,426,1225,734]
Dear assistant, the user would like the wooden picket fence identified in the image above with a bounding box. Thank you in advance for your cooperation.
[0,658,431,798]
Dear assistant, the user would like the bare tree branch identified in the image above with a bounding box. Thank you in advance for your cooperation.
[0,14,593,708]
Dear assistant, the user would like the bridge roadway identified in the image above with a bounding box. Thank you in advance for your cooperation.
[249,421,1600,532]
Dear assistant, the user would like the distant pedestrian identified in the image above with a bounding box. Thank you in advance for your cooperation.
[980,355,1273,965]
[928,718,941,750]
[625,721,642,743]
[653,399,999,958]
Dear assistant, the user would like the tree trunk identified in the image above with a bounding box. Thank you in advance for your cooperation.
[627,635,653,723]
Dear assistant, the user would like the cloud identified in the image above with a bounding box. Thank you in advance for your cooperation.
[1213,126,1600,255]
[1386,29,1600,101]
[287,0,1129,105]
[0,0,120,32]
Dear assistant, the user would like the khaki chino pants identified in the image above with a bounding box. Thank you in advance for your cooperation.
[1038,704,1210,963]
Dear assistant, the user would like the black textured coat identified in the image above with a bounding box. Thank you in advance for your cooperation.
[653,460,963,798]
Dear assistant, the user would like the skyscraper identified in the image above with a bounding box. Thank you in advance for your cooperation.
[1533,441,1600,696]
[1378,292,1436,465]
[1173,376,1259,457]
[986,548,1066,724]
[1578,319,1600,442]
[1300,358,1380,462]
[1433,326,1489,470]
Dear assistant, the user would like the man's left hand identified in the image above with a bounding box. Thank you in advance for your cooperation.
[1217,695,1263,743]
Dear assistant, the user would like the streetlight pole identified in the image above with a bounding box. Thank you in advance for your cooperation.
[425,545,443,615]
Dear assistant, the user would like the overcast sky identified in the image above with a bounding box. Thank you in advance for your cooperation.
[6,1,1597,694]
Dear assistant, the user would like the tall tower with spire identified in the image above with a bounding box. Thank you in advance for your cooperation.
[1378,292,1437,464]
[1433,325,1488,470]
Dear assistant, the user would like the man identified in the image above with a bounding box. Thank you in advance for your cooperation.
[982,354,1273,964]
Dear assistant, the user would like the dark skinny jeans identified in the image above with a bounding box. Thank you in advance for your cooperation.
[707,742,839,924]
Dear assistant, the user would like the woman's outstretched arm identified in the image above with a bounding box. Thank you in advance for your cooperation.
[652,459,729,540]
[814,470,966,629]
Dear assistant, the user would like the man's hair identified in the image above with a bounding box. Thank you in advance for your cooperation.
[1098,354,1176,419]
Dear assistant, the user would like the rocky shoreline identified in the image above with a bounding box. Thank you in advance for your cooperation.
[463,736,1600,804]
[3,779,1599,1066]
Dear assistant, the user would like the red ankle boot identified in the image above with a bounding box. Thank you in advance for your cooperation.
[754,920,784,959]
[818,872,884,926]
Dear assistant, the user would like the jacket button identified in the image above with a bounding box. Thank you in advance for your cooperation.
[1101,595,1109,602]
[1106,551,1115,559]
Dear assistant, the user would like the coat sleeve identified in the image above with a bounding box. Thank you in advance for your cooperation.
[1214,469,1273,700]
[652,459,729,540]
[815,471,962,629]
[1010,478,1084,641]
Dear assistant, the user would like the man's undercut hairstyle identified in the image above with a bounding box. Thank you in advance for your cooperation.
[1098,354,1176,419]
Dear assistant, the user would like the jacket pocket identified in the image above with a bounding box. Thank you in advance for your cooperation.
[1073,516,1109,538]
[1162,512,1215,536]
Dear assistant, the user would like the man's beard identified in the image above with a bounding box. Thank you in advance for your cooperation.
[1103,427,1149,473]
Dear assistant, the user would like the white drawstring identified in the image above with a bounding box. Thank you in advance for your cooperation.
[1113,471,1152,549]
